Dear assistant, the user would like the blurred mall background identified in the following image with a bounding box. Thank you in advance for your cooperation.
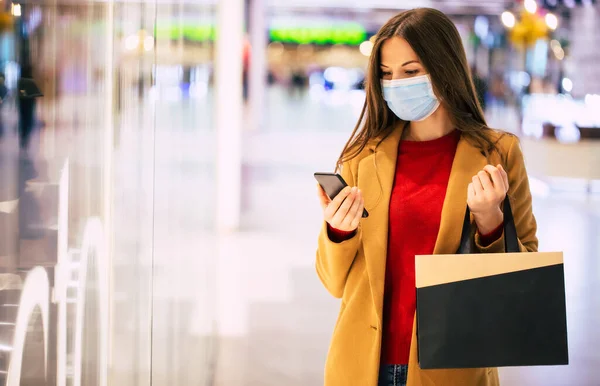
[0,0,597,385]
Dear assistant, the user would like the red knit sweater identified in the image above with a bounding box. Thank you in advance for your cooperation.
[328,130,501,365]
[381,130,460,364]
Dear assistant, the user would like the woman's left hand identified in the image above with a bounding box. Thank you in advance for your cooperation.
[467,164,509,235]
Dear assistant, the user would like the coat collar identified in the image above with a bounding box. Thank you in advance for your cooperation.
[357,128,489,325]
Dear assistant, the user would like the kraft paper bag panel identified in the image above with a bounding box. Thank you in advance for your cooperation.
[415,251,568,369]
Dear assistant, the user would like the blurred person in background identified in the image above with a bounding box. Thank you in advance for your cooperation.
[315,8,537,386]
[471,65,489,112]
[17,64,44,238]
[288,66,308,99]
[0,73,8,137]
[243,37,250,102]
[18,64,42,152]
[489,73,507,109]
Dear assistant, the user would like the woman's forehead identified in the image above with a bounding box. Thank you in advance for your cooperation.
[380,37,420,66]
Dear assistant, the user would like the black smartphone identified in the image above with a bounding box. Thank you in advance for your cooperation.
[314,172,369,218]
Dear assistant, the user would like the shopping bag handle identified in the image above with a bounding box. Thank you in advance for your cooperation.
[458,198,520,254]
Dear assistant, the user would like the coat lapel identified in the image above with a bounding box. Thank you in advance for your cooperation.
[358,130,489,326]
[357,127,403,325]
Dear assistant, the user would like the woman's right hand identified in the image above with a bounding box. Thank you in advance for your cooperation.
[317,185,365,232]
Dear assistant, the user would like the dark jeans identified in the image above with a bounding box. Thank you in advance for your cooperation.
[378,364,408,386]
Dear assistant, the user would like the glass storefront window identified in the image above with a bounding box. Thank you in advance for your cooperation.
[0,1,217,385]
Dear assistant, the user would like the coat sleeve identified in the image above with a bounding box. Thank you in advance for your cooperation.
[475,136,539,253]
[315,161,362,298]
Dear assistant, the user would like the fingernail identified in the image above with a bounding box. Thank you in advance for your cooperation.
[352,187,357,193]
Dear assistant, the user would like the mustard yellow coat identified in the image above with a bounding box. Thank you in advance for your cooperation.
[316,127,538,386]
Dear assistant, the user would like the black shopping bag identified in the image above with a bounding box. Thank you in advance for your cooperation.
[415,199,568,369]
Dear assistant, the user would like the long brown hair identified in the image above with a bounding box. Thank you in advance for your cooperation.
[337,8,501,170]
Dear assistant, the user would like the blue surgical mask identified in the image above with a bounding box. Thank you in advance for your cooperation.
[381,74,440,121]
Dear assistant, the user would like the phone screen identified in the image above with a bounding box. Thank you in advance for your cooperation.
[314,172,369,218]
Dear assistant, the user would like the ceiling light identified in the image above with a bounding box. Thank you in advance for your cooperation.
[546,13,558,30]
[359,40,373,57]
[524,0,538,14]
[11,4,21,17]
[501,11,516,28]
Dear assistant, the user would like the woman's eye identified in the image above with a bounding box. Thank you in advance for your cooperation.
[405,70,419,75]
[381,71,392,77]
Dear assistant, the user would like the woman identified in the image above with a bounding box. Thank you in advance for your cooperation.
[315,8,538,386]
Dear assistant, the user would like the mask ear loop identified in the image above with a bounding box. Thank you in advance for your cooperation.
[415,78,442,122]
[414,99,441,122]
